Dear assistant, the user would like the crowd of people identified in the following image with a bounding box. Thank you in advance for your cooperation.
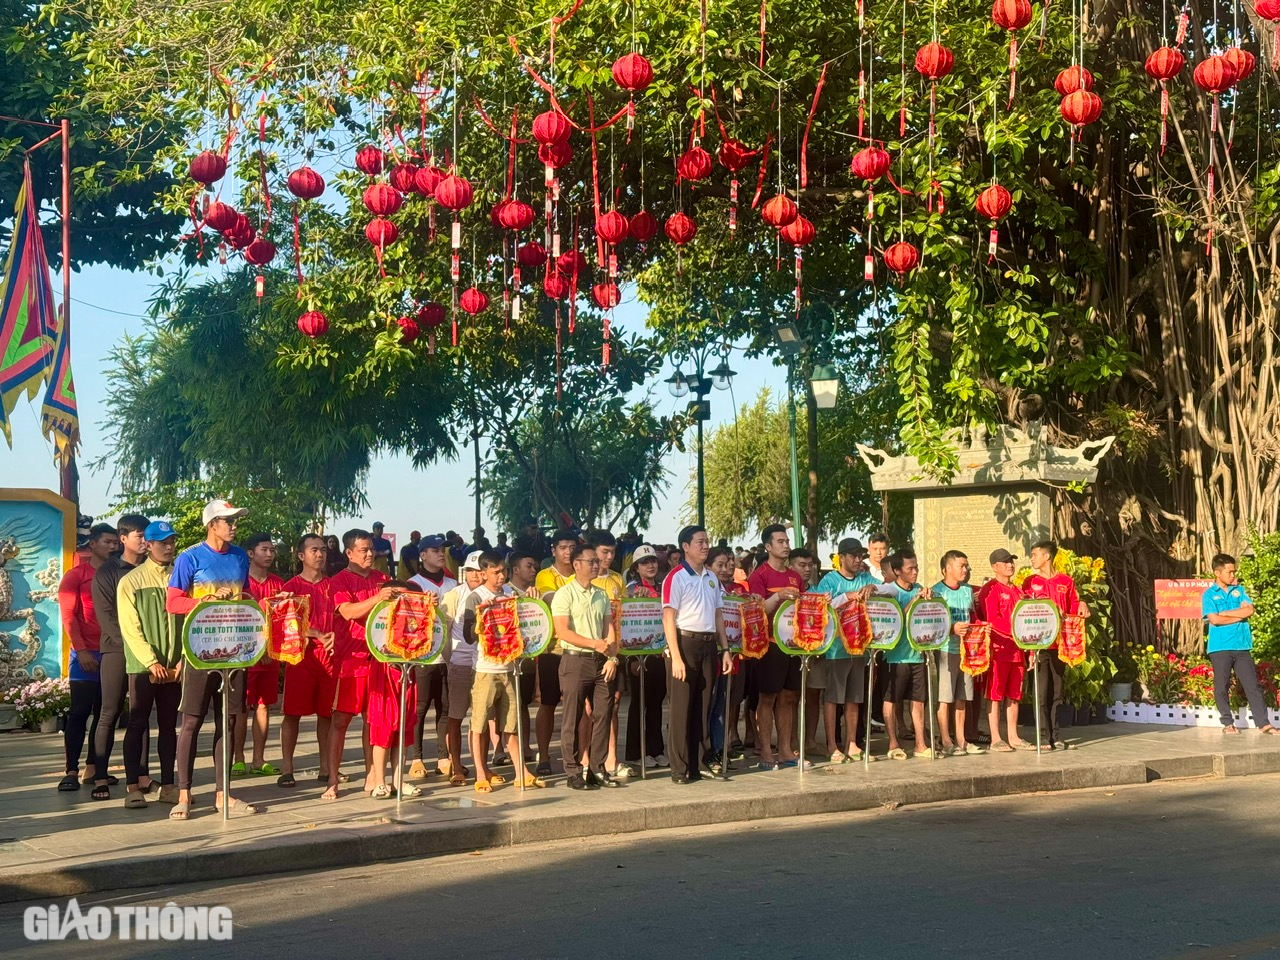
[52,499,1275,817]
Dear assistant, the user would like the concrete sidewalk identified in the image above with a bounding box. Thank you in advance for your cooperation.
[2,720,1277,903]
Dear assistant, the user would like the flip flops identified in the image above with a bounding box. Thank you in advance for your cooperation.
[368,784,393,799]
[157,785,180,804]
[489,774,507,785]
[397,783,423,798]
[521,774,547,789]
[90,783,111,800]
[991,741,1015,753]
[123,791,148,809]
[886,748,908,760]
[57,774,80,792]
[216,798,260,816]
[249,763,280,776]
[230,762,248,779]
[169,801,190,820]
[474,779,493,794]
[276,773,297,788]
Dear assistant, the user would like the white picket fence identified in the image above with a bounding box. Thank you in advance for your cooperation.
[1106,701,1280,728]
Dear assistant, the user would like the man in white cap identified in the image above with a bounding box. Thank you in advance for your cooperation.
[437,550,483,785]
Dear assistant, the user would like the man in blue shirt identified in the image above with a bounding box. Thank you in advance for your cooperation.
[931,550,985,756]
[876,549,931,760]
[1202,553,1278,735]
[814,538,877,762]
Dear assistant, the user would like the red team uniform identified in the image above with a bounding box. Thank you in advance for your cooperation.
[974,579,1024,701]
[281,575,338,718]
[245,572,285,708]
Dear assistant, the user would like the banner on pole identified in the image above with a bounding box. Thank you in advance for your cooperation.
[182,599,268,670]
[1011,597,1062,650]
[367,598,446,664]
[865,596,904,650]
[906,597,952,652]
[773,596,836,656]
[614,596,666,655]
[516,596,554,657]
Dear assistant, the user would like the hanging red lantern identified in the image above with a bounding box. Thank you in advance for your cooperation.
[363,182,404,218]
[297,311,329,338]
[225,215,255,249]
[762,194,799,228]
[975,183,1012,261]
[287,166,325,200]
[914,42,955,79]
[1054,65,1094,95]
[612,52,654,93]
[435,174,475,211]
[628,209,658,243]
[365,217,399,247]
[543,273,571,299]
[1145,47,1185,153]
[517,242,548,268]
[417,302,446,328]
[850,146,891,182]
[355,145,385,176]
[718,139,755,172]
[413,165,443,197]
[991,0,1033,105]
[1257,0,1280,18]
[489,200,510,228]
[203,200,238,233]
[664,211,697,245]
[388,162,420,195]
[884,241,920,275]
[597,210,630,245]
[557,250,589,275]
[538,141,573,170]
[1223,47,1255,83]
[1193,55,1238,93]
[396,315,420,344]
[676,146,713,182]
[592,282,621,309]
[532,110,572,146]
[780,215,816,246]
[498,200,536,231]
[189,150,227,186]
[244,239,276,265]
[460,287,489,315]
[1060,90,1103,126]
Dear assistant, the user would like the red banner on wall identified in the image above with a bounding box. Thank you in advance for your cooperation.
[1153,579,1212,620]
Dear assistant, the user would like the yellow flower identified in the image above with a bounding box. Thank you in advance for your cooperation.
[1145,645,1155,652]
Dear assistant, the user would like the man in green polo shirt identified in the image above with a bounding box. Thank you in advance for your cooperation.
[550,544,620,790]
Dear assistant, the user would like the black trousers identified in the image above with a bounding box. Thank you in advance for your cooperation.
[625,655,667,762]
[1210,650,1272,728]
[1036,650,1066,742]
[125,673,180,786]
[64,679,101,774]
[94,650,149,779]
[559,652,613,777]
[412,664,445,761]
[667,632,716,777]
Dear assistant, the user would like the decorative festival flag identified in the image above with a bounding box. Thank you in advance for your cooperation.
[387,592,438,660]
[791,592,830,653]
[960,622,992,676]
[0,163,58,446]
[738,596,770,659]
[264,595,310,665]
[478,595,524,666]
[40,305,78,465]
[837,597,873,655]
[1058,613,1087,667]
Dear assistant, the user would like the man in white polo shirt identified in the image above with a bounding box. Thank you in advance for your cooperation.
[661,525,733,784]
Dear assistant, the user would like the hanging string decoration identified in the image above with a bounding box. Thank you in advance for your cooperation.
[1143,47,1184,153]
[975,182,1012,262]
[780,214,815,317]
[1193,53,1238,254]
[991,0,1034,106]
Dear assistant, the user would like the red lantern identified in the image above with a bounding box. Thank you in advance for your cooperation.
[244,239,277,265]
[189,150,227,185]
[435,174,475,211]
[914,42,955,79]
[664,211,697,245]
[1257,0,1280,19]
[498,200,536,231]
[884,241,920,275]
[991,0,1032,29]
[557,250,589,275]
[543,273,570,299]
[287,166,325,200]
[592,282,621,309]
[1223,47,1255,83]
[517,242,547,268]
[718,139,755,172]
[355,146,385,176]
[1193,55,1237,93]
[780,215,816,247]
[363,182,404,218]
[1060,90,1103,126]
[489,200,510,228]
[297,311,328,338]
[532,110,572,146]
[389,163,420,195]
[365,217,399,247]
[396,315,420,344]
[628,209,658,243]
[413,165,443,197]
[850,146,891,182]
[597,210,630,245]
[225,216,255,249]
[203,200,238,233]
[976,183,1012,262]
[677,146,713,181]
[1144,46,1186,80]
[612,52,654,93]
[1054,65,1094,95]
[417,302,446,328]
[762,194,798,228]
[460,287,489,315]
[538,141,573,169]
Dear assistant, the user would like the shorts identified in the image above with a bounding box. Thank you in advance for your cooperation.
[756,643,801,695]
[471,671,518,733]
[333,667,371,716]
[823,658,867,705]
[366,663,415,749]
[179,667,246,717]
[245,664,280,708]
[283,656,336,718]
[987,658,1026,702]
[447,663,475,721]
[935,652,976,704]
[886,661,928,703]
[807,659,829,690]
[537,652,562,707]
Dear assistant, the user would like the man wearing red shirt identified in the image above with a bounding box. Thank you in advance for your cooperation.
[975,548,1034,751]
[57,523,118,791]
[747,524,806,770]
[1023,540,1089,750]
[280,534,339,789]
[325,529,399,800]
[234,534,284,778]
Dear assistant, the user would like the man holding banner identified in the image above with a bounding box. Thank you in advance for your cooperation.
[876,550,931,760]
[624,546,667,771]
[932,551,984,756]
[975,549,1032,752]
[1024,541,1089,751]
[814,538,877,762]
[746,524,805,770]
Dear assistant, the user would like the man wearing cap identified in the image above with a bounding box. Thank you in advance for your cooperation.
[399,531,422,579]
[370,522,394,577]
[168,499,254,818]
[438,551,483,784]
[533,530,577,776]
[814,538,878,762]
[407,534,456,780]
[1024,540,1090,750]
[119,522,183,810]
[975,548,1032,751]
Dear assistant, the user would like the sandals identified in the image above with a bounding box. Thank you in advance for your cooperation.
[124,791,148,809]
[1223,725,1240,734]
[216,798,260,816]
[489,774,507,785]
[90,783,111,800]
[757,760,777,771]
[1257,725,1279,735]
[991,741,1015,753]
[535,761,553,777]
[521,774,547,789]
[474,779,493,794]
[316,772,351,783]
[829,750,847,764]
[368,784,393,800]
[844,749,863,763]
[887,748,908,760]
[249,763,280,776]
[230,761,248,779]
[169,801,190,820]
[450,773,467,787]
[57,774,80,792]
[397,782,423,798]
[277,773,297,788]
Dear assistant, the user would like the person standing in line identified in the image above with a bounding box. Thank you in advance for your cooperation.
[406,534,456,781]
[533,530,577,777]
[787,547,823,756]
[168,499,255,818]
[877,549,932,760]
[1202,553,1278,735]
[663,526,733,784]
[399,531,422,579]
[494,532,513,559]
[587,529,628,777]
[90,513,152,801]
[975,548,1033,751]
[324,535,348,577]
[932,550,985,756]
[747,524,805,770]
[708,546,747,771]
[624,545,667,771]
[370,522,395,577]
[551,543,621,789]
[363,579,422,800]
[814,538,877,763]
[506,550,540,761]
[279,534,340,788]
[119,521,182,809]
[866,534,890,583]
[57,522,117,792]
[1023,540,1089,750]
[233,533,283,778]
[439,552,483,786]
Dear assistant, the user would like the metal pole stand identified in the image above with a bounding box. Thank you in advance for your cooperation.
[798,656,808,780]
[926,651,937,762]
[864,656,875,771]
[514,661,526,794]
[221,671,230,826]
[1033,653,1042,757]
[638,656,648,781]
[720,653,732,781]
[396,663,408,815]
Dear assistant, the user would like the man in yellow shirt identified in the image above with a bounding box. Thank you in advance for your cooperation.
[586,530,628,776]
[533,530,578,776]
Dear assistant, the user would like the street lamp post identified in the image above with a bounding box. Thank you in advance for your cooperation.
[666,345,735,527]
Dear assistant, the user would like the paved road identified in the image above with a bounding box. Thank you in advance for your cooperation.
[4,774,1280,959]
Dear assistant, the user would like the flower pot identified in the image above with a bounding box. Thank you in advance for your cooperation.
[38,716,57,734]
[1110,682,1133,702]
[0,703,18,731]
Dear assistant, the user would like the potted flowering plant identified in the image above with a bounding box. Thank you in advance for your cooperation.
[13,677,71,732]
